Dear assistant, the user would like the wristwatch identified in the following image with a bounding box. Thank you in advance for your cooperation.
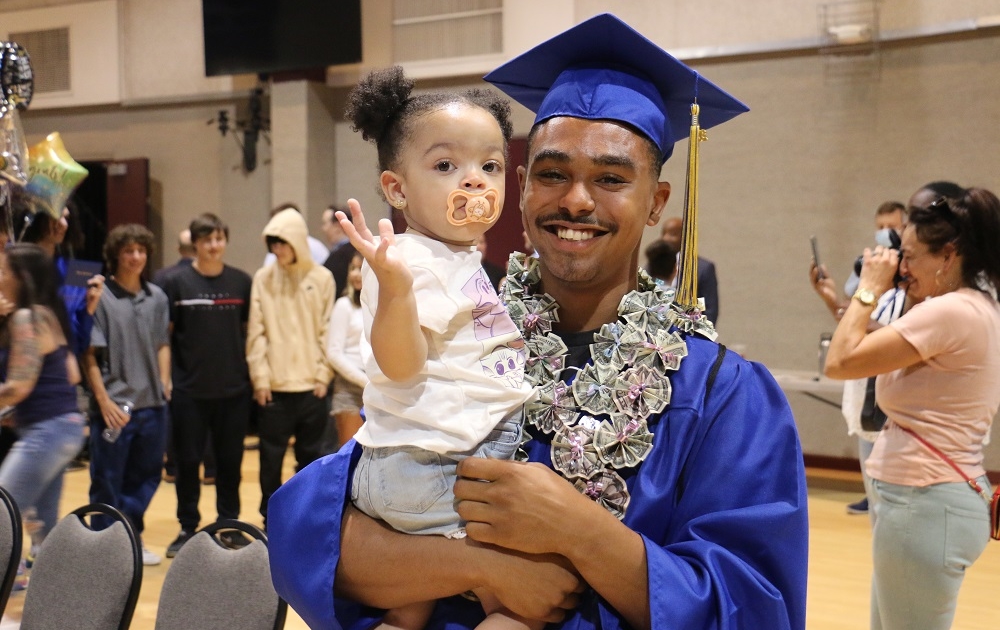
[853,287,878,307]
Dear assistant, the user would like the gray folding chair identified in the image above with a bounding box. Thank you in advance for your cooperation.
[155,519,286,630]
[20,503,142,630]
[0,484,21,615]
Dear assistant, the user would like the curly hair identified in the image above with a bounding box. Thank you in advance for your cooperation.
[103,223,155,275]
[344,66,513,180]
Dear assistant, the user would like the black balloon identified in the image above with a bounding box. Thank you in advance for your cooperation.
[0,42,33,111]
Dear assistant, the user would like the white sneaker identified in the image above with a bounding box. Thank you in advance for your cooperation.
[141,544,162,566]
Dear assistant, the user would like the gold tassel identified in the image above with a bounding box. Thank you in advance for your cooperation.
[677,102,707,312]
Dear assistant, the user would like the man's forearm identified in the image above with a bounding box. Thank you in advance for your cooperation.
[560,506,650,630]
[337,505,582,622]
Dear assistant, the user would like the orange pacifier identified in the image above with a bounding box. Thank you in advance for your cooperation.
[446,188,501,227]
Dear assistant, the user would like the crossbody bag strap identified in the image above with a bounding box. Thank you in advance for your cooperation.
[898,425,990,503]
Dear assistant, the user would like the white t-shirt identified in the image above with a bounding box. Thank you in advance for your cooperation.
[841,287,907,441]
[868,289,1000,485]
[326,296,366,389]
[354,233,534,453]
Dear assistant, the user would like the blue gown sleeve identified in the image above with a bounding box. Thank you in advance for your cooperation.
[268,444,387,630]
[58,283,92,357]
[631,350,808,630]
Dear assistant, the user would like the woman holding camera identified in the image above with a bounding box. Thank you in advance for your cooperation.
[825,187,1000,630]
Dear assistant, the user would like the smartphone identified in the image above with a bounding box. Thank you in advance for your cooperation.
[810,235,826,280]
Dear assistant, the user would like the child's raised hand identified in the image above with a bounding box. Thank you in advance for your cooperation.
[336,199,413,293]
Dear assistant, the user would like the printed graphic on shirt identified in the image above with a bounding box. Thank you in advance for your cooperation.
[174,294,246,310]
[462,268,526,387]
[482,345,525,388]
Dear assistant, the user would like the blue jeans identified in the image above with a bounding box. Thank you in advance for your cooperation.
[858,436,875,527]
[352,414,522,537]
[88,405,167,535]
[870,476,992,630]
[0,413,86,538]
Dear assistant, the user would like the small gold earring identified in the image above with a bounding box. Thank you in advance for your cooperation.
[395,199,405,208]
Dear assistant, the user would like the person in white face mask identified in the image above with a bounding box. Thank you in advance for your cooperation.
[841,202,908,298]
[809,200,906,516]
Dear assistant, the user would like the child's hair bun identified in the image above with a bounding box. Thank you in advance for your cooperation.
[345,66,414,144]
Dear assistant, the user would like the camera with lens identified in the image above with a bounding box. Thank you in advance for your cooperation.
[854,228,904,285]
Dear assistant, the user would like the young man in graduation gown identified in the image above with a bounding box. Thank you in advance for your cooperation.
[267,14,808,630]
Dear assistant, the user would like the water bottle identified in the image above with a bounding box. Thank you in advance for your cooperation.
[101,400,134,443]
[818,333,832,377]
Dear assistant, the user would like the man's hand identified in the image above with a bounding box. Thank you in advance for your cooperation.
[99,397,131,429]
[85,275,106,315]
[455,458,600,557]
[254,387,272,406]
[313,383,328,398]
[477,545,584,623]
[458,458,652,630]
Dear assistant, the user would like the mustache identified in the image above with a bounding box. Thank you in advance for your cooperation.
[534,212,617,234]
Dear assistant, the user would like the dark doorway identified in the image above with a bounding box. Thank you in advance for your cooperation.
[74,158,149,264]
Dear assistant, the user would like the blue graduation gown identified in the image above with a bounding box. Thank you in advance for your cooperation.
[268,335,809,630]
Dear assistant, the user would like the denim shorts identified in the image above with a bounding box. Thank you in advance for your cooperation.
[331,376,364,415]
[351,412,522,538]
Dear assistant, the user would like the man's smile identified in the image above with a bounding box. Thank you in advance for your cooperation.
[555,227,599,241]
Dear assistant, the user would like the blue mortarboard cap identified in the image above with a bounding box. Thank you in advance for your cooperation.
[484,13,749,160]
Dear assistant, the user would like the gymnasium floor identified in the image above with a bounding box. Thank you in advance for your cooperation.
[2,448,998,629]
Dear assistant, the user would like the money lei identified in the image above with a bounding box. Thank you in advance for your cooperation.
[503,253,716,519]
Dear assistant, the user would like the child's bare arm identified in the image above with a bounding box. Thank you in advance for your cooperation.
[336,199,427,381]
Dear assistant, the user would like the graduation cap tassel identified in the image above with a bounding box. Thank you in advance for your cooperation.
[677,102,707,312]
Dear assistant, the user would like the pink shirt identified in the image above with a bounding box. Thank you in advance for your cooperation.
[867,288,1000,486]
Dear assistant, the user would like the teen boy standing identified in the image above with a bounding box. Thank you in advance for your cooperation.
[85,224,170,565]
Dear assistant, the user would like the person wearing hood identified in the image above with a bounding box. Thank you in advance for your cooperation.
[247,207,336,528]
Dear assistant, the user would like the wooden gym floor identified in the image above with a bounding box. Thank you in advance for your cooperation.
[1,448,998,629]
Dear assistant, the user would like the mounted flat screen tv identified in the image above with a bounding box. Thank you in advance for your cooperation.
[202,0,362,77]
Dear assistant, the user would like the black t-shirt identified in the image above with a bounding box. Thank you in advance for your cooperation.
[163,264,252,399]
